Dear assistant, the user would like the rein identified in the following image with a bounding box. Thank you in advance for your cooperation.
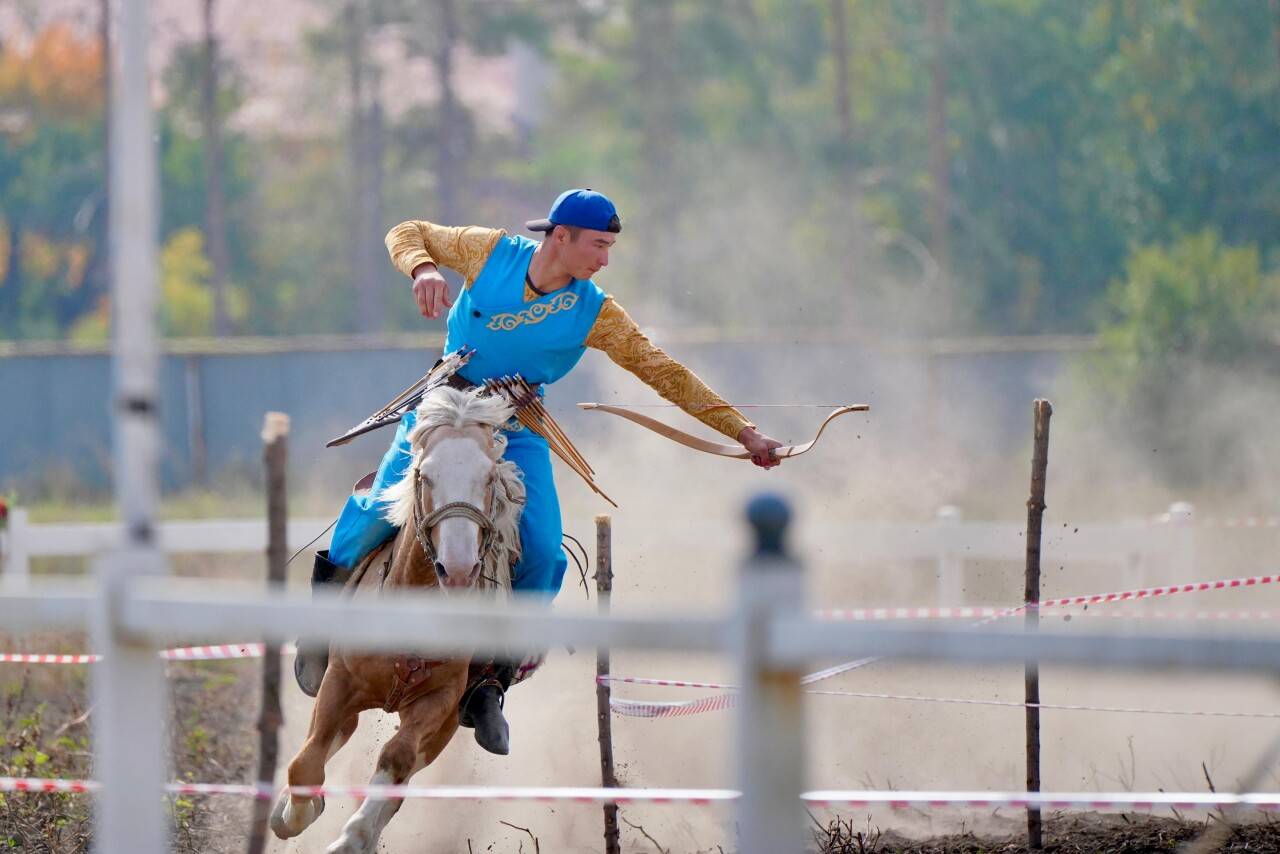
[409,468,502,588]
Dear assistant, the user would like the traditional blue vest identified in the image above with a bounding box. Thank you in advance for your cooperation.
[444,235,607,387]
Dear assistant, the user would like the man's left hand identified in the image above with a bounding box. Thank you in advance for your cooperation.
[737,426,784,469]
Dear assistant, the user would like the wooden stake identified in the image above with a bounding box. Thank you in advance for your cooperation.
[248,412,289,854]
[594,515,621,854]
[1024,399,1052,851]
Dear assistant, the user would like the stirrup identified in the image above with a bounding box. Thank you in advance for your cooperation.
[458,676,505,729]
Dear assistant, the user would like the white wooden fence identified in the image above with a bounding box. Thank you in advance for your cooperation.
[0,502,1204,600]
[4,505,1280,853]
[0,508,333,589]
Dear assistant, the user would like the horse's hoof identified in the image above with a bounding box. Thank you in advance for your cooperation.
[324,831,373,854]
[270,788,325,839]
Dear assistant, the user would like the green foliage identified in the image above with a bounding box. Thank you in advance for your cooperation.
[3,2,1279,341]
[1082,230,1280,486]
[1100,231,1280,373]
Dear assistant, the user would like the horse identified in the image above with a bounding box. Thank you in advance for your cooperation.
[270,386,526,854]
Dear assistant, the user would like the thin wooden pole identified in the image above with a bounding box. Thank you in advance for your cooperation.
[594,515,621,854]
[247,412,289,854]
[1024,399,1052,850]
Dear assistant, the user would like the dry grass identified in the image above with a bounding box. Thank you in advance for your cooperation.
[0,636,258,853]
[812,813,1280,853]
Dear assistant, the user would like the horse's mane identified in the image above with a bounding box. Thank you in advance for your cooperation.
[381,387,525,593]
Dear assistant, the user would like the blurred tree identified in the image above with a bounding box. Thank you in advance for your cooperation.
[160,36,256,324]
[0,24,105,338]
[201,0,233,335]
[1088,230,1280,485]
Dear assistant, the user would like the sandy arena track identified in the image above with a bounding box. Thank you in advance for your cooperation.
[266,412,1280,852]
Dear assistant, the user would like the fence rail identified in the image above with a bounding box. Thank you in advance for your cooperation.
[2,501,1242,595]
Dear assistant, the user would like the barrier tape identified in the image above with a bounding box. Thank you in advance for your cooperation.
[3,777,1278,812]
[803,689,1280,719]
[0,643,298,666]
[0,777,734,804]
[817,606,1279,622]
[609,688,1280,720]
[1031,572,1279,611]
[1183,517,1280,530]
[802,790,1280,811]
[609,572,1280,718]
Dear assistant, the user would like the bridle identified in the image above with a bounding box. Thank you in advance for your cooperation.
[409,466,500,586]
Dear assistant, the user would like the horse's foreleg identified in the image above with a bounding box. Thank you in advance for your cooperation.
[270,667,361,840]
[325,690,460,854]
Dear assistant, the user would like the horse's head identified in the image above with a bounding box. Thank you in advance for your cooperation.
[383,387,525,593]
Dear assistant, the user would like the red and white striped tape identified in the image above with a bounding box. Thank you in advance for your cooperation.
[1034,572,1279,611]
[803,689,1280,719]
[0,653,100,664]
[1195,517,1280,530]
[612,695,738,717]
[4,777,1276,812]
[802,790,1280,811]
[816,607,1279,622]
[0,777,733,804]
[0,643,297,666]
[601,676,1280,718]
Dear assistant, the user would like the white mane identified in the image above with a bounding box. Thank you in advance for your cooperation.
[381,387,525,592]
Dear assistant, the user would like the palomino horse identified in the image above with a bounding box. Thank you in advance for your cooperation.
[270,387,526,853]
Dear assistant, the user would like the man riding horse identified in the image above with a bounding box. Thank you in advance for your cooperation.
[297,188,785,754]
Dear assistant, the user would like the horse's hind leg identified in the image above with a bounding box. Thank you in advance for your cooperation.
[270,667,361,840]
[325,693,459,854]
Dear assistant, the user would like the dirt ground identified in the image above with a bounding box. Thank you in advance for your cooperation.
[6,422,1280,851]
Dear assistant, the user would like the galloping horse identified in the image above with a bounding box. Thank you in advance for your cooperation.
[270,387,526,854]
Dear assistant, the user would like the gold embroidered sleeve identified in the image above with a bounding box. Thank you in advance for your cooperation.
[585,298,754,440]
[384,221,504,286]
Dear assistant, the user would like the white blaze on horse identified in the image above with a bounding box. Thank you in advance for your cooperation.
[270,387,525,854]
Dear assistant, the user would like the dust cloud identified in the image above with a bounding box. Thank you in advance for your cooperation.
[265,342,1280,852]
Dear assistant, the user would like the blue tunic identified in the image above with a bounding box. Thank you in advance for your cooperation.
[329,235,607,597]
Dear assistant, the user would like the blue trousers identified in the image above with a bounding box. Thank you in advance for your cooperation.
[328,413,567,597]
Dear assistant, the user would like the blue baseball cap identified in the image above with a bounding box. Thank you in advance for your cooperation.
[526,188,622,234]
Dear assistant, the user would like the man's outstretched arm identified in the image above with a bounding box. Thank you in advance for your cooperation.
[585,298,783,468]
[384,220,504,318]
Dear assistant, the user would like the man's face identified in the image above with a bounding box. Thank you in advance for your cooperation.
[557,227,616,279]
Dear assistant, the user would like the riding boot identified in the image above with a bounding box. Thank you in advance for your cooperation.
[458,662,515,756]
[293,550,351,698]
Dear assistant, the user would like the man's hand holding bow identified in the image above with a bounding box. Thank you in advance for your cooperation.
[738,426,784,469]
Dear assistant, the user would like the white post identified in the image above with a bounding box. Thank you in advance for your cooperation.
[734,494,806,854]
[1167,501,1196,579]
[936,504,963,604]
[1,508,31,591]
[92,0,169,851]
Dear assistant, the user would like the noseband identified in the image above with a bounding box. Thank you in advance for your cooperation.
[410,468,498,577]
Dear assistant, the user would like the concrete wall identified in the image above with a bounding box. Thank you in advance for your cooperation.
[0,335,1088,495]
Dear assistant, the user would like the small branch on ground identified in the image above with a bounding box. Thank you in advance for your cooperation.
[499,819,541,854]
[621,814,670,854]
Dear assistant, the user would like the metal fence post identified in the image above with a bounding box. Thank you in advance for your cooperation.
[1,507,31,590]
[734,494,806,854]
[936,504,963,604]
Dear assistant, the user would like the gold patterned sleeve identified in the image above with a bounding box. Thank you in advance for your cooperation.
[384,221,505,287]
[585,297,755,440]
